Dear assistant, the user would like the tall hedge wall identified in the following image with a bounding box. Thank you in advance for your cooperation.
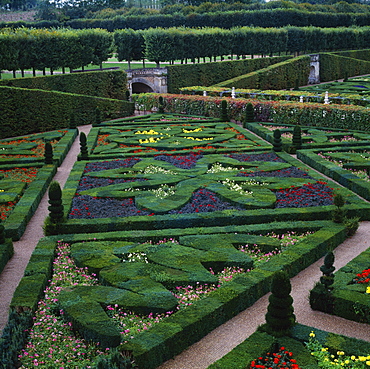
[167,56,290,94]
[0,86,134,139]
[0,70,128,100]
[332,48,370,61]
[213,55,311,90]
[319,53,370,82]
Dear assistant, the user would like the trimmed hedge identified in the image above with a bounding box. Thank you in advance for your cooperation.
[0,86,134,138]
[167,56,290,94]
[9,221,347,368]
[0,70,128,100]
[310,247,370,324]
[0,239,13,275]
[132,94,370,131]
[213,55,311,90]
[319,53,370,83]
[52,150,370,237]
[208,323,370,369]
[297,146,370,202]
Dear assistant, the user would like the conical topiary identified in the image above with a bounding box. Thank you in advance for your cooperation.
[320,252,335,291]
[264,271,296,334]
[44,142,53,164]
[243,103,254,127]
[220,100,228,122]
[0,223,5,244]
[292,125,302,151]
[69,114,77,129]
[332,193,346,223]
[125,90,130,101]
[48,181,64,224]
[95,108,102,125]
[273,129,282,152]
[158,96,165,114]
[80,132,88,160]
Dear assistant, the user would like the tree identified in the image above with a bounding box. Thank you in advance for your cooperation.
[319,252,335,291]
[273,129,282,152]
[265,271,296,335]
[48,181,64,224]
[44,142,53,164]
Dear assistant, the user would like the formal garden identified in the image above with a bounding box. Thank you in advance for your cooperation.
[0,0,370,367]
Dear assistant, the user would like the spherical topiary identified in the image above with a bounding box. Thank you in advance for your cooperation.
[265,271,296,334]
[320,252,335,290]
[220,100,228,122]
[48,181,64,224]
[273,129,282,152]
[80,132,88,160]
[44,142,53,164]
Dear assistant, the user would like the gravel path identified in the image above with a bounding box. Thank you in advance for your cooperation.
[0,123,369,369]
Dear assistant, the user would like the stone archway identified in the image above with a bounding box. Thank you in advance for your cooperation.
[131,82,154,94]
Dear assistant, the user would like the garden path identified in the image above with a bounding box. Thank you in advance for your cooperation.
[0,122,369,369]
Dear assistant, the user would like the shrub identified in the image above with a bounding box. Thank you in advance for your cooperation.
[319,252,335,291]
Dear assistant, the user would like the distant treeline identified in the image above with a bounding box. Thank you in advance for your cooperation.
[1,26,370,73]
[3,8,370,31]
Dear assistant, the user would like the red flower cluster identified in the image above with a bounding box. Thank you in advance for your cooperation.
[353,268,370,284]
[249,347,302,369]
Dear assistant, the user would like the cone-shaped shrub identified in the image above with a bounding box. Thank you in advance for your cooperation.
[265,271,295,334]
[95,108,102,125]
[292,125,302,150]
[125,90,130,101]
[320,252,335,290]
[158,96,165,114]
[273,129,282,152]
[220,100,228,122]
[80,132,88,160]
[244,103,254,127]
[48,181,64,223]
[69,114,77,129]
[44,142,53,164]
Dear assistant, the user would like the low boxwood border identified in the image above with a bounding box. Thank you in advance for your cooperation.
[57,150,370,236]
[246,122,370,151]
[84,119,270,160]
[8,220,347,368]
[208,323,370,369]
[310,246,370,324]
[297,146,370,201]
[4,164,57,241]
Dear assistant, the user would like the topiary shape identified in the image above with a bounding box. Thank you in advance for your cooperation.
[158,96,165,114]
[95,108,102,125]
[319,251,335,290]
[125,90,130,101]
[243,102,254,127]
[220,100,228,122]
[332,193,346,223]
[80,132,89,160]
[273,129,282,152]
[265,271,296,334]
[44,142,53,164]
[292,125,302,151]
[48,181,64,224]
[69,114,77,129]
[0,223,5,244]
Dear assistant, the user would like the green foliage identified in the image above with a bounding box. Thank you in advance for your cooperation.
[332,193,346,223]
[273,129,282,152]
[93,352,136,369]
[44,142,53,165]
[79,132,89,160]
[95,107,102,125]
[319,252,335,290]
[244,103,254,127]
[292,125,302,151]
[48,181,64,224]
[264,270,296,335]
[69,113,77,129]
[220,100,228,122]
[158,96,165,114]
[344,216,360,236]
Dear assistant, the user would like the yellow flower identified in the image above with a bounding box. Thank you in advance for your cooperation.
[337,351,345,356]
[309,331,316,337]
[359,356,367,362]
[366,286,370,294]
[345,360,349,364]
[366,361,370,366]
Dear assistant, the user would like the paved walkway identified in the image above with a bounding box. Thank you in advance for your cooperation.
[0,123,369,369]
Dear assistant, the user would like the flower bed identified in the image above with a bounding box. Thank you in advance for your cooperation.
[0,129,77,240]
[208,324,370,369]
[86,113,270,159]
[310,246,370,324]
[297,146,370,202]
[246,123,370,151]
[9,221,348,368]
